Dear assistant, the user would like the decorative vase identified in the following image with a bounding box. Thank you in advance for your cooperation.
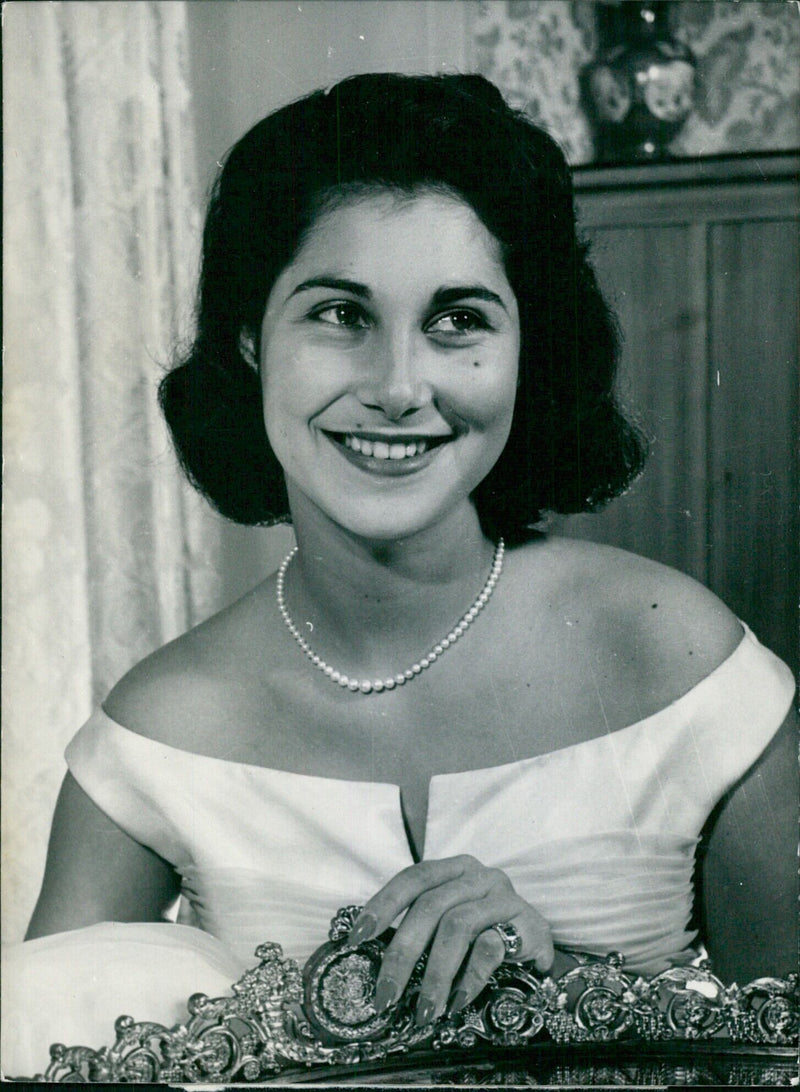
[580,1,696,163]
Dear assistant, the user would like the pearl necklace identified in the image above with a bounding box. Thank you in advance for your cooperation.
[276,539,505,695]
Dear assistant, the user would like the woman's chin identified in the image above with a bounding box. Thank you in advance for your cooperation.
[288,488,478,547]
[323,510,465,546]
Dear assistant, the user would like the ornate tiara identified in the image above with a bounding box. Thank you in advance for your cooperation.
[31,906,799,1084]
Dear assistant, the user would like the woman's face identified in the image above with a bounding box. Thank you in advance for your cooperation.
[259,189,520,542]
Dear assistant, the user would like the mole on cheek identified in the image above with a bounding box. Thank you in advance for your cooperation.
[473,360,481,368]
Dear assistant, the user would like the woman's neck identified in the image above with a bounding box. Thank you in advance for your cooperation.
[281,499,497,675]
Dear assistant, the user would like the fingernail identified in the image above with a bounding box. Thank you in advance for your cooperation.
[374,977,399,1014]
[415,996,437,1026]
[448,989,469,1016]
[348,913,377,946]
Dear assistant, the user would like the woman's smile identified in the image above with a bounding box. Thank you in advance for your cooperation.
[258,190,520,540]
[323,429,454,474]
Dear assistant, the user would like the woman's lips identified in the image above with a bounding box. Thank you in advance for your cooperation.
[322,430,453,475]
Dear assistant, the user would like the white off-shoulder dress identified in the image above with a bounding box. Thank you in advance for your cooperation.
[2,624,794,1076]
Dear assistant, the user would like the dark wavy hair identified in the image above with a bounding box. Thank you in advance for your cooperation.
[160,72,646,543]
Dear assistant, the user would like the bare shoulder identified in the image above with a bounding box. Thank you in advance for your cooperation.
[103,579,278,751]
[509,535,744,707]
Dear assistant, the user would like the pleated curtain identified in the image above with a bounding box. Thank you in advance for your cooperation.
[3,1,225,940]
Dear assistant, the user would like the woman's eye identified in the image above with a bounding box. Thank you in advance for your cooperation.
[312,303,368,329]
[427,310,488,336]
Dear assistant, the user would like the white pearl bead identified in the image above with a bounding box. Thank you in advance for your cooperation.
[359,681,373,693]
[373,680,385,692]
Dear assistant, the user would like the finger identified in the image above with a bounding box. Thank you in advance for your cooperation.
[415,888,524,1022]
[348,856,479,945]
[372,874,495,1011]
[446,924,507,1016]
[450,910,554,1014]
[521,912,555,973]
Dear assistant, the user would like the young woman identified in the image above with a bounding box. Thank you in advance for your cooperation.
[10,73,795,1073]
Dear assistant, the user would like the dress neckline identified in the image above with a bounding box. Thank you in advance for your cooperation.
[98,621,753,792]
[73,620,792,868]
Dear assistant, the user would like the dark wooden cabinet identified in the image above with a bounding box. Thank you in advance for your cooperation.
[566,155,798,671]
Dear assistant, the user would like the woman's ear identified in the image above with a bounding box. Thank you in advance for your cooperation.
[238,329,258,367]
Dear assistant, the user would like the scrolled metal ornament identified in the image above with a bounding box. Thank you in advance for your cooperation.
[24,908,799,1084]
[741,975,799,1044]
[302,904,428,1046]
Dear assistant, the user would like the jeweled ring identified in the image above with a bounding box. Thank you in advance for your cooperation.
[490,921,522,961]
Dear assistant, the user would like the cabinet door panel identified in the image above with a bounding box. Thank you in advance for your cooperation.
[708,220,799,669]
[563,223,708,583]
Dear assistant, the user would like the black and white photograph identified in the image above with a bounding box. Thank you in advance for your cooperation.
[2,1,798,1084]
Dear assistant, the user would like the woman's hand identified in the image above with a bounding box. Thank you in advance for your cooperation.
[347,855,553,1026]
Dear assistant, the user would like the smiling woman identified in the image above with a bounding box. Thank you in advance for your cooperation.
[6,73,796,1080]
[158,74,643,539]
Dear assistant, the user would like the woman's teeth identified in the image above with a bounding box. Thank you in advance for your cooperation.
[343,435,430,460]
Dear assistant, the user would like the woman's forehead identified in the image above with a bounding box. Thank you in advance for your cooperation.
[286,188,508,282]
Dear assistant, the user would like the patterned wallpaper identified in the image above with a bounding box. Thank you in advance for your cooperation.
[471,1,800,164]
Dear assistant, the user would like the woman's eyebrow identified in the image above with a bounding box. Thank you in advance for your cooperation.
[286,278,508,313]
[432,285,508,312]
[289,276,371,299]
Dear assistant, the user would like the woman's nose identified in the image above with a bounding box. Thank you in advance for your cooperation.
[355,334,431,420]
